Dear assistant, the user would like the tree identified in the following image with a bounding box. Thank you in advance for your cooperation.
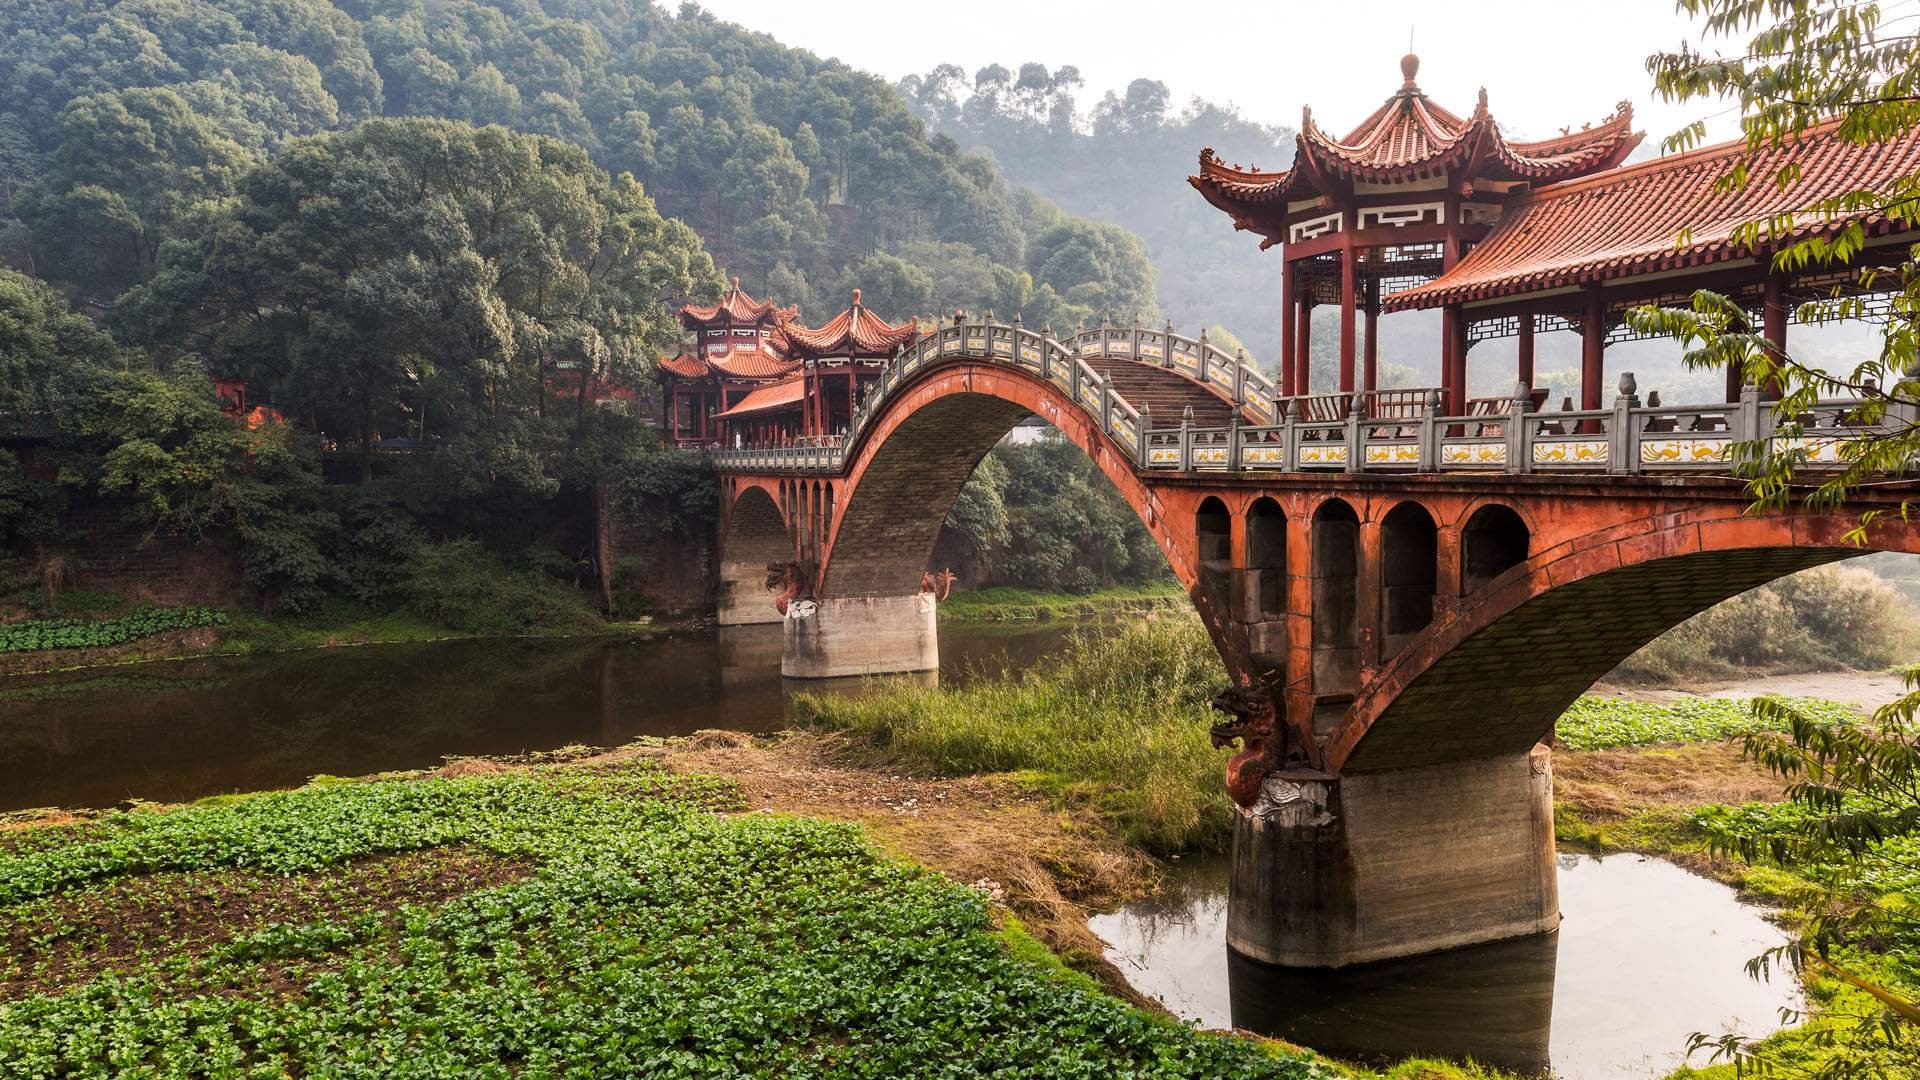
[19,88,254,297]
[1634,6,1920,1071]
[120,118,719,486]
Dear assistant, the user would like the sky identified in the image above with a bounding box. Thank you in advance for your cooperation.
[694,0,1728,147]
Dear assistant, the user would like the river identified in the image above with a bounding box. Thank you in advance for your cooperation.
[0,623,1803,1077]
[0,622,1070,812]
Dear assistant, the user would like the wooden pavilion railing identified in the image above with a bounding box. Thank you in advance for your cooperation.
[705,317,1903,478]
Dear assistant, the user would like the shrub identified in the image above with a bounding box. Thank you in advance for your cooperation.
[397,540,600,635]
[796,615,1233,853]
[0,605,228,653]
[1615,564,1916,683]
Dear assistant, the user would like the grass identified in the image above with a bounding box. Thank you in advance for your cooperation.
[0,761,1345,1079]
[796,615,1234,855]
[1553,695,1862,751]
[938,580,1186,622]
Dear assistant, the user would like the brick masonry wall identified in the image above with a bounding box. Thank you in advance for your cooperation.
[596,483,716,619]
[51,503,245,606]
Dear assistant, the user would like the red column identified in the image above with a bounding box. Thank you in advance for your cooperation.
[1363,275,1380,394]
[668,390,679,445]
[1295,298,1313,396]
[1517,313,1536,393]
[1761,272,1788,401]
[1440,307,1460,414]
[1581,287,1606,411]
[1338,245,1357,394]
[1280,264,1297,397]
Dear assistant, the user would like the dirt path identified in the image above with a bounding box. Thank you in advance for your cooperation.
[1595,669,1903,710]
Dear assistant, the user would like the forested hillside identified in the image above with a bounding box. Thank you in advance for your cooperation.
[0,0,1183,618]
[898,66,1291,358]
[0,0,1158,331]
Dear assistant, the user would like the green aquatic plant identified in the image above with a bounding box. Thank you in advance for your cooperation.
[0,762,1339,1079]
[0,606,228,654]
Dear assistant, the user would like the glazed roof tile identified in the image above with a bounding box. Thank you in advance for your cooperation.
[656,350,711,379]
[1188,54,1640,230]
[707,350,801,379]
[714,376,806,419]
[1386,119,1920,310]
[783,290,919,359]
[678,277,800,329]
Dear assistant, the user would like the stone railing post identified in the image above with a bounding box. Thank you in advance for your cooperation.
[1506,382,1530,475]
[1282,397,1301,471]
[1069,354,1082,404]
[1100,381,1114,440]
[1226,412,1242,472]
[1345,391,1365,473]
[1419,389,1442,472]
[1136,403,1150,464]
[1233,347,1249,406]
[1131,316,1143,361]
[1197,328,1212,387]
[1179,406,1194,472]
[1611,372,1641,475]
[1163,320,1177,369]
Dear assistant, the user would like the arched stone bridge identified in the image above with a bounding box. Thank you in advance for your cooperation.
[709,317,1920,968]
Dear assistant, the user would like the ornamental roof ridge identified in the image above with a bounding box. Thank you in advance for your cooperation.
[678,276,800,328]
[784,288,920,359]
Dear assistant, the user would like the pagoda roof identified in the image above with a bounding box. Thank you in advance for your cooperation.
[783,290,920,359]
[1189,54,1641,241]
[708,349,801,379]
[714,376,806,419]
[678,277,799,329]
[1385,118,1920,311]
[656,350,711,380]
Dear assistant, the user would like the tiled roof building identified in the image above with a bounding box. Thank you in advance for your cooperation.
[1192,54,1920,415]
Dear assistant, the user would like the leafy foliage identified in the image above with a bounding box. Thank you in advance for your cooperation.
[1553,693,1858,752]
[0,605,227,653]
[0,763,1338,1078]
[937,433,1170,593]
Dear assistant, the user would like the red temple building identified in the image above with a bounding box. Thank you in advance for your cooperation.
[1191,53,1920,419]
[657,283,917,449]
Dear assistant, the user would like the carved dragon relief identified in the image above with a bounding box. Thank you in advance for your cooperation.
[920,567,957,601]
[765,560,815,618]
[1208,685,1311,810]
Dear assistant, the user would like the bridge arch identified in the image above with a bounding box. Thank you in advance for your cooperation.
[716,482,791,625]
[1328,508,1920,773]
[816,360,1252,671]
[1379,501,1440,659]
[1462,503,1531,595]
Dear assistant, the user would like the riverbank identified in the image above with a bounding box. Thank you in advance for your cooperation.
[937,581,1186,622]
[0,740,1436,1078]
[0,605,664,678]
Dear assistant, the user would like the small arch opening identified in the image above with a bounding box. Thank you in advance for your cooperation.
[1463,504,1530,594]
[1311,498,1361,695]
[1246,497,1287,622]
[1197,497,1231,601]
[1380,501,1439,658]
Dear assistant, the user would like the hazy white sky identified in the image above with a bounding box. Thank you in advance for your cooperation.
[695,0,1727,146]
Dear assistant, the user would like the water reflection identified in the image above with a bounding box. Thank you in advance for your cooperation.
[1092,852,1799,1079]
[0,621,1071,812]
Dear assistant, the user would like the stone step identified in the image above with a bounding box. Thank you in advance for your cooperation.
[1083,358,1244,429]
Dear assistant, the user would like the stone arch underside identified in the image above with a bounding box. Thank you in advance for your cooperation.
[716,484,791,625]
[1330,521,1897,773]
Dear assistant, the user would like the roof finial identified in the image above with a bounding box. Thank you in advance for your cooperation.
[851,287,861,307]
[731,275,740,291]
[1400,50,1420,88]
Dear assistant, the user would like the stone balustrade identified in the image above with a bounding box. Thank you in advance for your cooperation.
[706,317,1900,478]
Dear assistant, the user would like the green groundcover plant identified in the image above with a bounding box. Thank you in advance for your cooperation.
[0,606,228,653]
[0,764,1338,1079]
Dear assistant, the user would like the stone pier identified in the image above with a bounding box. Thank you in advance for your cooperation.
[1228,744,1558,968]
[781,593,939,679]
[716,558,782,626]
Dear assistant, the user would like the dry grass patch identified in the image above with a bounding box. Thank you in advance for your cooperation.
[1556,742,1790,822]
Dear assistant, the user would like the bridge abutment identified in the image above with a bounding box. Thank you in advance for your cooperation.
[717,559,782,625]
[1228,744,1558,969]
[781,594,938,679]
